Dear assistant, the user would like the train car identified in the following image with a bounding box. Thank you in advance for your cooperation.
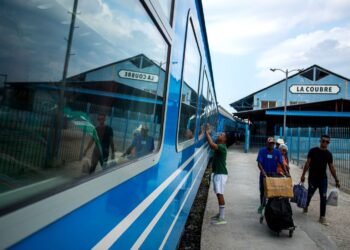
[0,0,219,249]
[217,105,246,146]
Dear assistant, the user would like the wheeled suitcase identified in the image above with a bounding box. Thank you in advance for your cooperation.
[264,197,295,237]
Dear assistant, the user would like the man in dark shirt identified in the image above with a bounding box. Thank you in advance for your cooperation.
[256,137,283,214]
[84,114,115,173]
[206,126,228,225]
[301,134,340,225]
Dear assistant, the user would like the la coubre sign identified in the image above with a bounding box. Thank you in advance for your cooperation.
[289,84,340,94]
[119,70,159,83]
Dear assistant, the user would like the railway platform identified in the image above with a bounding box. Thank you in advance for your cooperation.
[201,147,350,250]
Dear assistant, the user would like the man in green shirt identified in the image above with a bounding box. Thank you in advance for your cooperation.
[206,126,228,225]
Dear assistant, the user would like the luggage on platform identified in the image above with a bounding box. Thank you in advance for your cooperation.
[291,183,308,208]
[264,197,295,237]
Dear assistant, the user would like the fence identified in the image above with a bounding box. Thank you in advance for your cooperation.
[286,127,350,192]
[248,127,350,192]
[0,100,160,177]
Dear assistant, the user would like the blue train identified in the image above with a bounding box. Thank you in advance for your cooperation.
[0,1,241,249]
[218,106,246,146]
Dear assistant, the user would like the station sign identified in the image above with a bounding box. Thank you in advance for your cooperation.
[119,70,159,83]
[289,84,340,94]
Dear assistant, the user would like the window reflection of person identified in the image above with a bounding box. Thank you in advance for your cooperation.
[185,128,194,140]
[83,114,115,173]
[123,124,154,158]
[198,124,205,137]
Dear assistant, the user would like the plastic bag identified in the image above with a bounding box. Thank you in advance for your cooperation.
[327,188,339,206]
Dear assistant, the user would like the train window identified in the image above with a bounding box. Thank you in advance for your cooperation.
[0,0,168,211]
[208,86,217,132]
[157,0,173,21]
[199,71,209,137]
[177,19,201,146]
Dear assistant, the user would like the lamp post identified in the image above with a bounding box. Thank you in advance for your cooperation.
[151,60,178,122]
[151,60,164,124]
[270,68,303,139]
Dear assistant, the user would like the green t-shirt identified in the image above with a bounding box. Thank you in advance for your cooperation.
[212,144,227,175]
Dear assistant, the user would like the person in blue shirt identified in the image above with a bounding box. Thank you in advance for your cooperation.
[257,137,283,213]
[123,124,154,158]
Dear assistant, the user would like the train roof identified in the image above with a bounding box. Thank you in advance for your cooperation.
[197,0,217,103]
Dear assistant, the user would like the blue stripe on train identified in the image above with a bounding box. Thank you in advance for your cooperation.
[142,152,208,249]
[11,145,209,249]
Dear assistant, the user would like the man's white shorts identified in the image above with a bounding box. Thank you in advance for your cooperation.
[213,174,228,195]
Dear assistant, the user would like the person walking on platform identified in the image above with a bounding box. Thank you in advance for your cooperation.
[206,125,228,225]
[257,137,283,214]
[300,134,340,226]
[278,144,290,174]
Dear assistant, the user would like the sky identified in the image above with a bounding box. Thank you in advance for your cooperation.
[202,0,350,112]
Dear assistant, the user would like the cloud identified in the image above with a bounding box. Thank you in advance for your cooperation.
[203,0,350,55]
[256,26,350,82]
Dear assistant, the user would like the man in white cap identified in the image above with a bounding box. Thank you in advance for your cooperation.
[276,138,285,149]
[256,137,283,214]
[123,124,154,158]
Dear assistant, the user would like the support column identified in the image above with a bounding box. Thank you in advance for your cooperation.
[244,123,250,153]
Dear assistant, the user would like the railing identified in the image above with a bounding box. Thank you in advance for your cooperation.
[0,100,160,177]
[286,127,350,192]
[247,127,350,192]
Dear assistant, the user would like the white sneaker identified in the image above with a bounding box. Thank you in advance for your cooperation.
[210,213,220,220]
[211,218,227,225]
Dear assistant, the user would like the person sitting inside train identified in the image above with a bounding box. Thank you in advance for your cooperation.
[123,124,155,158]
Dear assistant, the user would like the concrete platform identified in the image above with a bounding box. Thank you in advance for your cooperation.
[200,147,348,250]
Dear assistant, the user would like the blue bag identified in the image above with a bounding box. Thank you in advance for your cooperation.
[291,184,308,208]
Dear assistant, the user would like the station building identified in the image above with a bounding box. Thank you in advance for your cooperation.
[230,65,350,136]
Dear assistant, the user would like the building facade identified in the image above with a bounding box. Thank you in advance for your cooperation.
[230,65,350,136]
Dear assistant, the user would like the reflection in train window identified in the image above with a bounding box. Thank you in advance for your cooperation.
[199,71,209,137]
[178,19,201,145]
[208,85,218,132]
[157,0,173,21]
[0,0,168,211]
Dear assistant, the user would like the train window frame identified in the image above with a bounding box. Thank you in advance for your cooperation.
[198,69,209,140]
[176,12,202,152]
[208,82,218,132]
[144,0,175,42]
[0,0,172,220]
[148,0,175,26]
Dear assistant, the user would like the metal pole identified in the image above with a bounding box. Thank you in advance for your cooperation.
[153,62,161,123]
[271,67,303,139]
[52,0,79,159]
[244,123,250,153]
[62,0,79,85]
[283,70,288,139]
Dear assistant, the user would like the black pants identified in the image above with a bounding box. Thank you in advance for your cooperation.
[306,178,328,217]
[259,179,266,207]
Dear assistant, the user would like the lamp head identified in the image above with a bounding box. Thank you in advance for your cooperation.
[270,68,276,72]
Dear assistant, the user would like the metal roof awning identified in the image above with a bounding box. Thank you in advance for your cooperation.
[266,110,350,117]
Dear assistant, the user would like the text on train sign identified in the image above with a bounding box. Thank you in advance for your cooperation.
[119,70,159,83]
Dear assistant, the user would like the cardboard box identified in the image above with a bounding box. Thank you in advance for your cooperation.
[264,177,293,198]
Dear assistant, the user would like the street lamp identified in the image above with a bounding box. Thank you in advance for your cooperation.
[270,68,303,139]
[151,60,165,124]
